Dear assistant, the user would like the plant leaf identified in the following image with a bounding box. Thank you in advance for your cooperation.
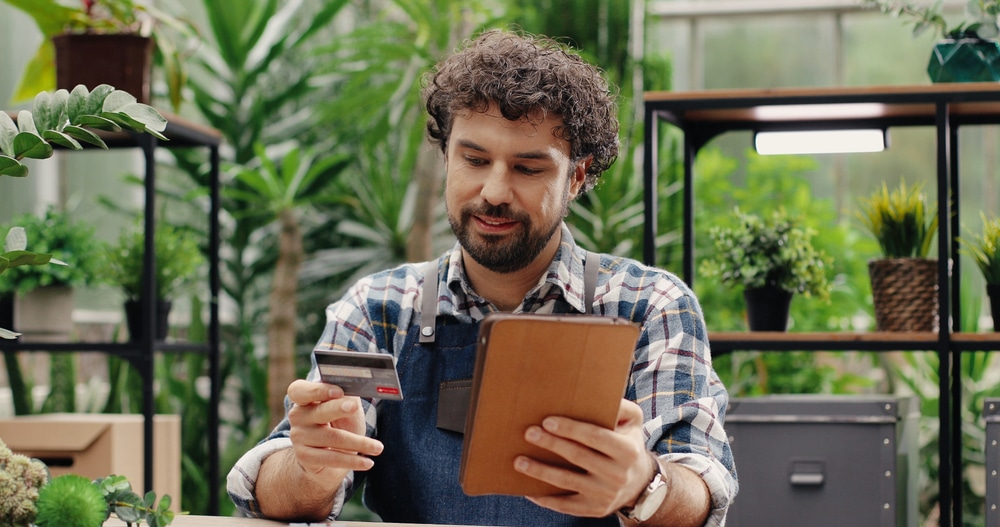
[41,130,83,150]
[12,131,53,160]
[0,157,28,178]
[64,125,109,148]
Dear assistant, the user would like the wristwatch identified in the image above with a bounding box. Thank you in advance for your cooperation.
[619,457,669,523]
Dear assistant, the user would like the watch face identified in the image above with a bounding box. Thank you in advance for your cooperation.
[634,474,669,522]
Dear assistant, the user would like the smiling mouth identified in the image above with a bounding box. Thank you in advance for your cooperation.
[474,215,519,232]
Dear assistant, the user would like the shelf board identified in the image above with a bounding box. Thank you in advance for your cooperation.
[645,83,1000,129]
[709,331,942,351]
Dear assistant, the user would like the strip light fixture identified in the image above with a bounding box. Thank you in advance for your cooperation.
[754,129,887,155]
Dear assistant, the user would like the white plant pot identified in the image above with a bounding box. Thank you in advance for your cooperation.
[14,286,75,342]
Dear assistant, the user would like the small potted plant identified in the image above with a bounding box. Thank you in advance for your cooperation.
[2,0,200,111]
[959,212,1000,331]
[104,219,203,341]
[0,207,106,342]
[700,208,831,331]
[861,0,1000,82]
[857,179,939,332]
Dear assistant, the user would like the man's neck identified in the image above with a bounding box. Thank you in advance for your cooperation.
[462,232,562,312]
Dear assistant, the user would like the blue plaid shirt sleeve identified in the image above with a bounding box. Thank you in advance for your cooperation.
[627,286,736,526]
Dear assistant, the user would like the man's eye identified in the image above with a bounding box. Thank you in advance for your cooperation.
[466,157,486,166]
[519,166,543,175]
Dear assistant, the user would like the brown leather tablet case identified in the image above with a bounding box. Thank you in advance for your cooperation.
[459,313,640,497]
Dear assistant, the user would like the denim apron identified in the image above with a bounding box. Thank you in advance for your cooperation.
[363,253,618,526]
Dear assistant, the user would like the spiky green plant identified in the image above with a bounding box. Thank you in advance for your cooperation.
[33,475,106,527]
[857,180,938,259]
[959,212,1000,284]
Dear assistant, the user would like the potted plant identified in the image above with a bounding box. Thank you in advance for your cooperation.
[857,180,939,332]
[0,227,66,340]
[862,0,1000,82]
[959,212,1000,331]
[104,219,203,341]
[700,208,831,331]
[0,207,106,342]
[2,0,199,111]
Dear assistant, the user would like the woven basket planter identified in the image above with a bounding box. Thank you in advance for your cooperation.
[868,258,939,332]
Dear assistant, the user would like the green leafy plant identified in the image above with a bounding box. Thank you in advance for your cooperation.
[94,474,174,527]
[0,436,177,527]
[32,473,174,527]
[857,180,938,258]
[862,0,1000,40]
[105,219,203,302]
[959,211,1000,284]
[0,207,105,295]
[0,84,168,178]
[1,0,199,111]
[0,226,66,339]
[700,208,832,299]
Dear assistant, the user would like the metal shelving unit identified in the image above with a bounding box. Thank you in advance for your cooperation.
[0,114,223,513]
[643,83,1000,527]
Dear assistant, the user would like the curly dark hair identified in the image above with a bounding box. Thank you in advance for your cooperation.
[422,29,620,193]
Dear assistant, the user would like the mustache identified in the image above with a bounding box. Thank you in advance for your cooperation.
[463,203,527,222]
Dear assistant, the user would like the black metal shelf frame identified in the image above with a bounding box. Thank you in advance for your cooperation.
[642,84,1000,527]
[0,115,222,514]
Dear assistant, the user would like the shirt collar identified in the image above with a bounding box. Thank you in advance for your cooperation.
[444,223,588,314]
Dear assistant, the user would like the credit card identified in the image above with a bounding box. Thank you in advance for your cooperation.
[314,349,404,400]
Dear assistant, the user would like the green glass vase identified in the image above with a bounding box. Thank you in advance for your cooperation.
[927,37,1000,83]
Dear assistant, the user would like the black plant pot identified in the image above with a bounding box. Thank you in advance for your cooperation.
[0,293,13,332]
[988,284,1000,332]
[744,285,793,332]
[124,299,172,341]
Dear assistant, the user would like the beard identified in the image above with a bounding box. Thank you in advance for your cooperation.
[449,201,566,274]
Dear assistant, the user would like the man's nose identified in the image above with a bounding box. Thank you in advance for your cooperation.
[480,166,514,206]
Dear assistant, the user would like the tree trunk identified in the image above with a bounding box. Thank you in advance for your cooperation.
[268,209,303,428]
[405,130,446,262]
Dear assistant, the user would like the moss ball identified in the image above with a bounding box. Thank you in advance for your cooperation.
[34,474,106,527]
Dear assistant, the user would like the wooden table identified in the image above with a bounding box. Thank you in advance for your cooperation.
[105,515,483,527]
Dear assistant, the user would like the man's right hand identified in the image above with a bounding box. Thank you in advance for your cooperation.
[257,379,383,521]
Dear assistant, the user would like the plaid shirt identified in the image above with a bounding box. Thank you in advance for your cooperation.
[228,224,737,526]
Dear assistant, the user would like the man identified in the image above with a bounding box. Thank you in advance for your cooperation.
[228,29,737,527]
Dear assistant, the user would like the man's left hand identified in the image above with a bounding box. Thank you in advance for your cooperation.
[515,398,655,518]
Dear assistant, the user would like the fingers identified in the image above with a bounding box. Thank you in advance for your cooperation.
[513,399,653,517]
[287,379,344,406]
[285,379,383,471]
[615,398,645,431]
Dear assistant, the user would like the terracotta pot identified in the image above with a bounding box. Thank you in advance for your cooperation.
[53,33,153,103]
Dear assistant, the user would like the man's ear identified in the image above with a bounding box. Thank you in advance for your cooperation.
[568,157,592,199]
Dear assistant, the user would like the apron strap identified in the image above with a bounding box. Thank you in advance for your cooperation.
[419,259,440,344]
[583,250,600,315]
[419,251,601,345]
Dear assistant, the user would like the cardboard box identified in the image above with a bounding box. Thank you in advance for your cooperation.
[0,414,180,509]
